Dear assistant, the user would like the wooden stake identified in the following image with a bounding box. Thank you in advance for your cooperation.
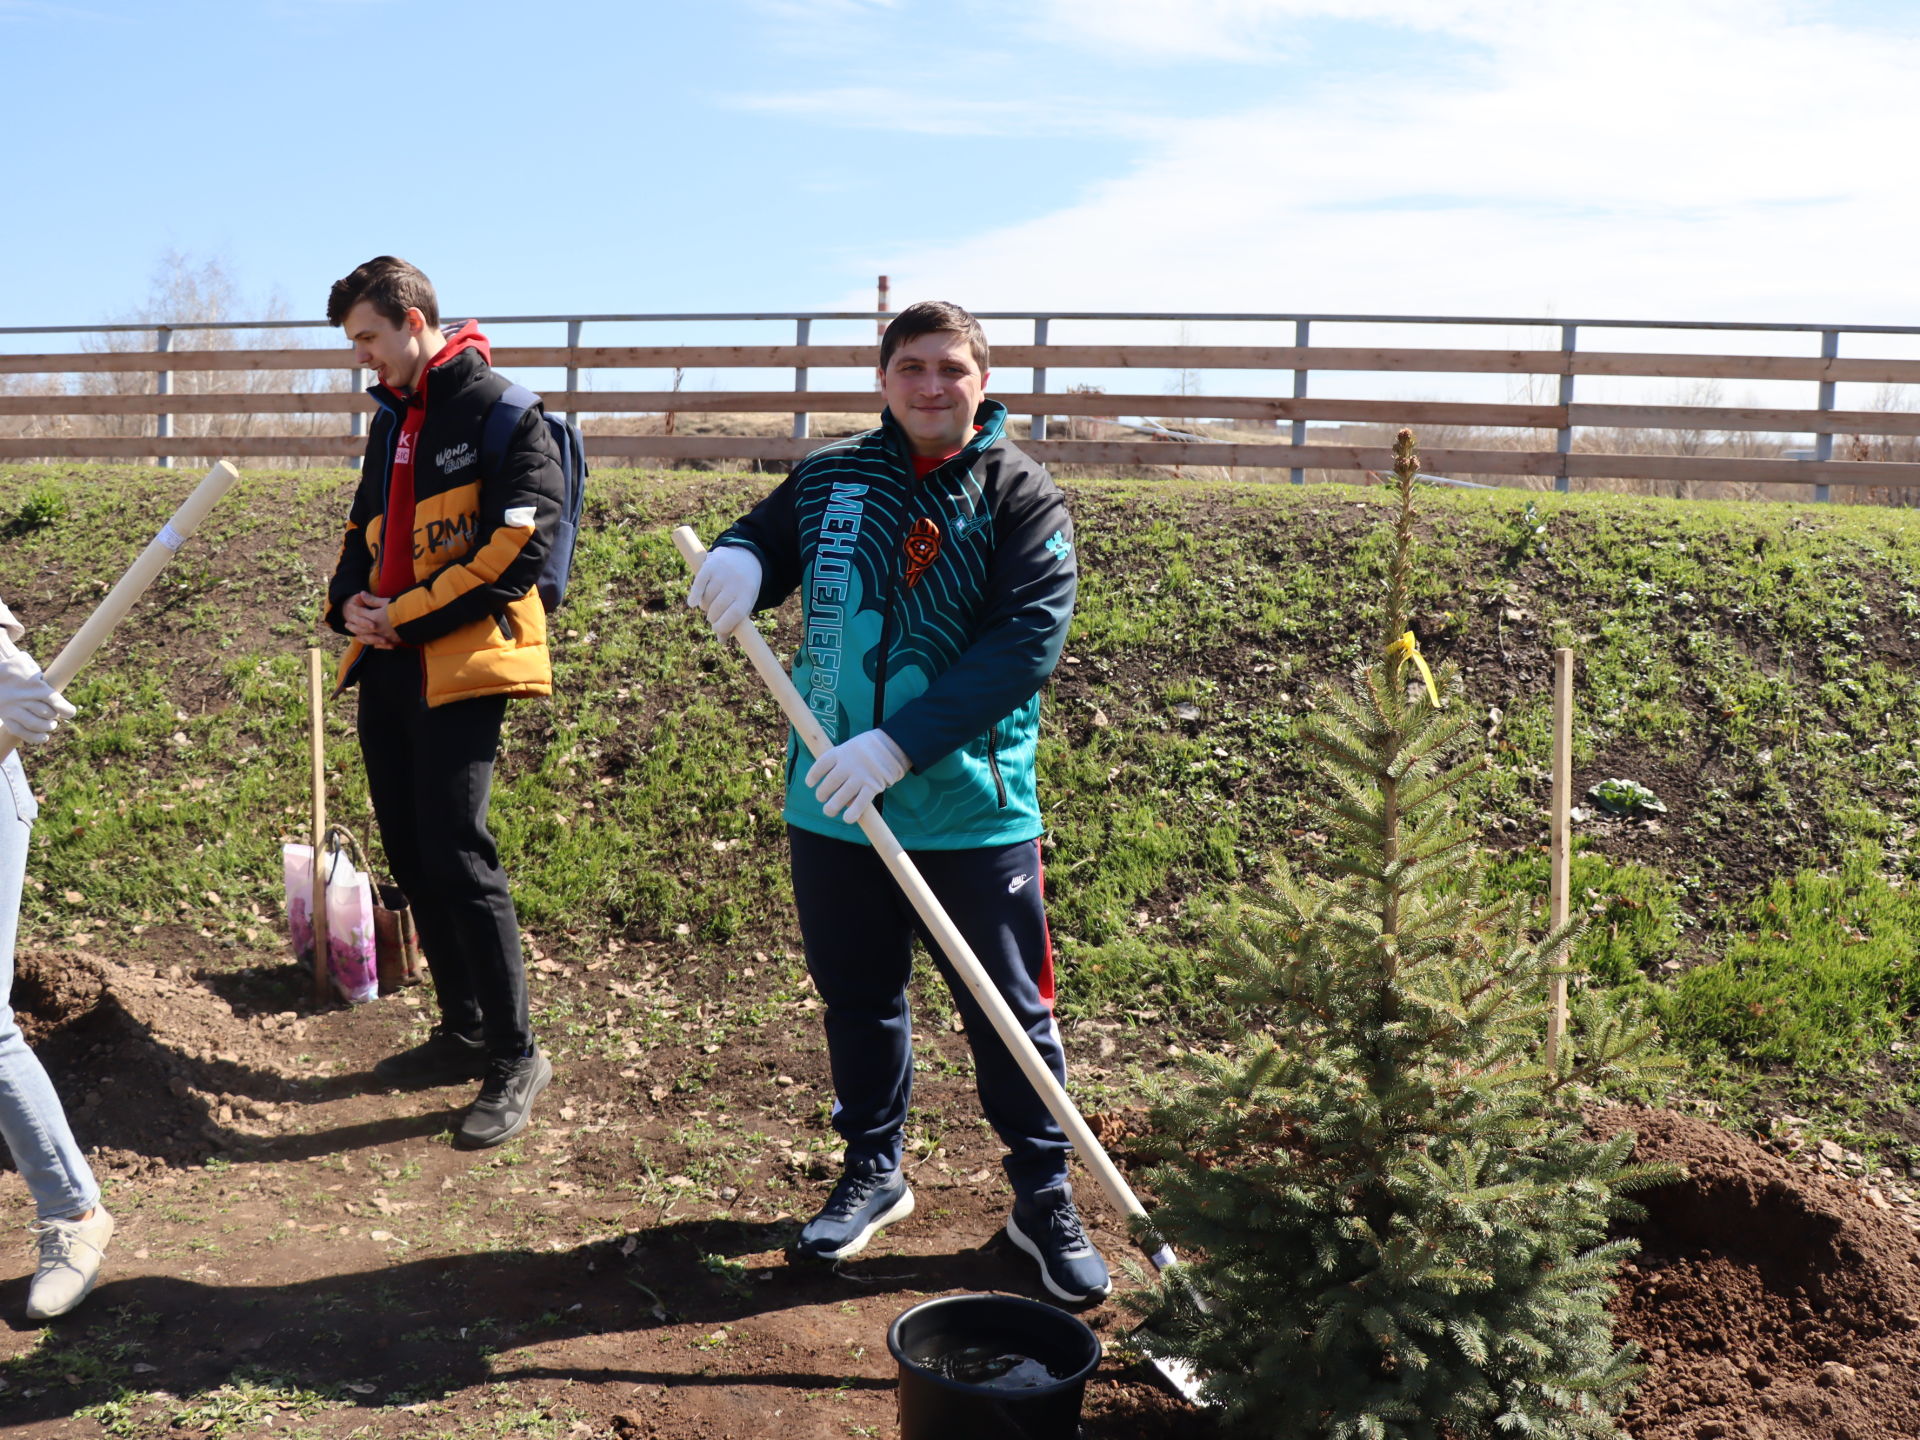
[308,647,330,1006]
[1545,646,1573,1066]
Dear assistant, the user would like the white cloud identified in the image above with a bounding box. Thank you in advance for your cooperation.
[733,85,1157,138]
[1030,0,1479,60]
[854,1,1920,328]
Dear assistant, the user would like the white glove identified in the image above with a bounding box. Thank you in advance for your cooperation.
[0,646,74,746]
[806,729,910,824]
[686,545,763,638]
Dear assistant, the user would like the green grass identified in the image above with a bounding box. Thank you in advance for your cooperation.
[1480,845,1691,989]
[10,464,1920,1135]
[1659,844,1920,1071]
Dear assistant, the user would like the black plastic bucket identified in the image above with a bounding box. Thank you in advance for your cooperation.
[888,1292,1102,1440]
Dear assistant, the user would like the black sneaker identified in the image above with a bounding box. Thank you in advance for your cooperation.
[372,1025,490,1088]
[454,1048,553,1150]
[790,1163,914,1263]
[1006,1182,1111,1303]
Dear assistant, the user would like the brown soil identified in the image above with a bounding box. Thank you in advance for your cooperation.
[0,940,1213,1439]
[7,949,1920,1438]
[1599,1105,1920,1440]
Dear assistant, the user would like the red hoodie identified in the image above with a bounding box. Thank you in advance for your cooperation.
[377,323,491,600]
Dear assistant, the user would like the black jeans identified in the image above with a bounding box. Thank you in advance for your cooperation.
[355,648,531,1057]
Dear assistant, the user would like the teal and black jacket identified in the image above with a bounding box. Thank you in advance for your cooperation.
[712,399,1077,850]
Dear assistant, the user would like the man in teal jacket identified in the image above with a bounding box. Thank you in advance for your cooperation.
[688,300,1107,1303]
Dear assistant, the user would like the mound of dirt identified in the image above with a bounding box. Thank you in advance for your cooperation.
[1597,1106,1920,1440]
[8,944,326,1176]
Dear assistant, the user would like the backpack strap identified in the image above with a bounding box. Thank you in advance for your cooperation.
[481,383,540,477]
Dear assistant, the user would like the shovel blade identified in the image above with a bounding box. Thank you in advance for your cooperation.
[1127,1317,1209,1405]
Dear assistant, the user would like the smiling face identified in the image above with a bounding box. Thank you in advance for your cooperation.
[341,299,433,392]
[880,330,989,458]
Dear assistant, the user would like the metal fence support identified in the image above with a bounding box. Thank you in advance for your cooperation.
[1289,319,1310,485]
[349,367,367,468]
[1031,317,1050,442]
[1813,328,1838,504]
[154,326,173,469]
[565,319,582,429]
[1555,324,1577,494]
[792,318,811,440]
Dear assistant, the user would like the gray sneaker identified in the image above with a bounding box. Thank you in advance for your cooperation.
[454,1048,552,1150]
[26,1205,113,1321]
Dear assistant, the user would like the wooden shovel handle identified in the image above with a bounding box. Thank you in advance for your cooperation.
[0,461,240,764]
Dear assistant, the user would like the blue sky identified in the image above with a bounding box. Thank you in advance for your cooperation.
[5,0,1920,386]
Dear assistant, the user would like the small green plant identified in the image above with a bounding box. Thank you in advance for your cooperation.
[11,481,67,533]
[76,1389,146,1436]
[700,1252,751,1295]
[1131,430,1672,1439]
[1589,778,1667,817]
[161,1372,344,1438]
[1508,498,1549,559]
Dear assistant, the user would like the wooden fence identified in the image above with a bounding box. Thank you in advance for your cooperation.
[6,311,1920,495]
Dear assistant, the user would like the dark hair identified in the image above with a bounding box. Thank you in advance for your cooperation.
[326,256,440,329]
[879,300,989,374]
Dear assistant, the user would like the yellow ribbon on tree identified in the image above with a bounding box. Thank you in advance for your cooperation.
[1388,630,1441,707]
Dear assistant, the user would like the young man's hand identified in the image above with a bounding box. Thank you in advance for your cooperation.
[686,546,762,638]
[344,591,403,649]
[806,729,910,824]
[0,643,75,745]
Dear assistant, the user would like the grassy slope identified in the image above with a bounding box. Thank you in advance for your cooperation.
[6,463,1920,1144]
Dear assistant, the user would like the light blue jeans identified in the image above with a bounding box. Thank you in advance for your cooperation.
[0,751,98,1221]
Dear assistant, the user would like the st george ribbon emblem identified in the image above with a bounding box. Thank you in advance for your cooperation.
[903,516,942,589]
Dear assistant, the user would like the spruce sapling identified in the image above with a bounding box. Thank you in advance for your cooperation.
[1129,430,1671,1440]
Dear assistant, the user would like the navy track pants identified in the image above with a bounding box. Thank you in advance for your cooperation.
[788,825,1071,1200]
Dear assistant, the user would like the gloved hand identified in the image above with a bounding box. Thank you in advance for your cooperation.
[686,545,763,638]
[0,645,75,747]
[806,729,910,824]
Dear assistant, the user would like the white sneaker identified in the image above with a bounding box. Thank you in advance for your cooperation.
[25,1205,113,1321]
